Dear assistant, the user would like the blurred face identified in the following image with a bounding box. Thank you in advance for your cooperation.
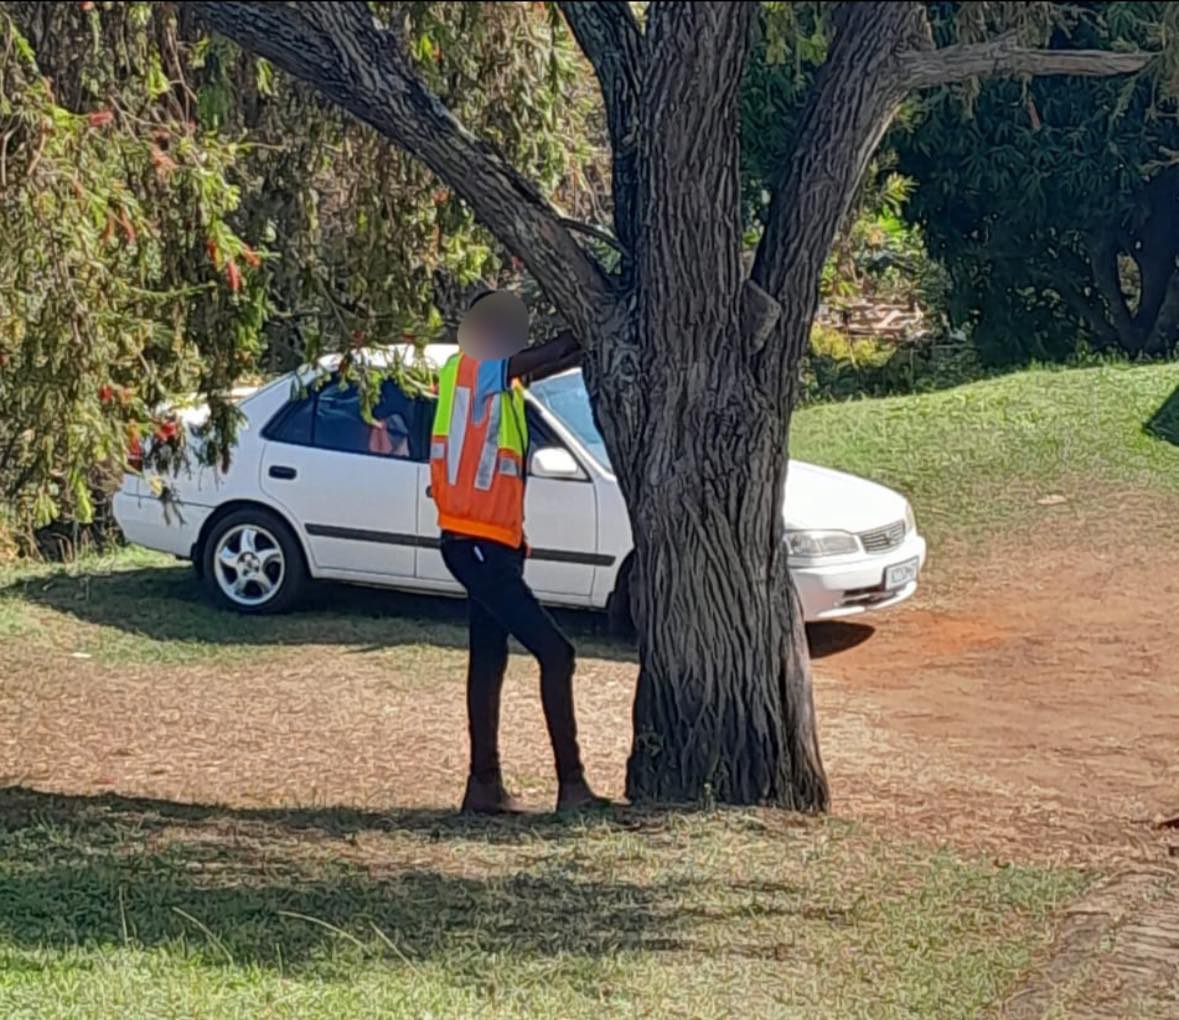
[461,316,523,360]
[458,290,528,361]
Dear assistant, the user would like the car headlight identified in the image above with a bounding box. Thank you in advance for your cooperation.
[785,530,861,558]
[904,502,916,534]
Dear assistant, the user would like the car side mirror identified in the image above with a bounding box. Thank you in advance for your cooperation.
[529,446,585,481]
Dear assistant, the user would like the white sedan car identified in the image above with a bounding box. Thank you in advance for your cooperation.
[113,344,926,626]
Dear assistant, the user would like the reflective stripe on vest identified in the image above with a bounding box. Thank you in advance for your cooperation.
[473,393,501,491]
[446,384,471,486]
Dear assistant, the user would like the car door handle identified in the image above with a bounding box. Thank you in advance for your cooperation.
[268,465,297,480]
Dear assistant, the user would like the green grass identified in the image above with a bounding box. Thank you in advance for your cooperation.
[0,546,467,668]
[0,549,629,670]
[792,361,1179,544]
[0,792,1085,1020]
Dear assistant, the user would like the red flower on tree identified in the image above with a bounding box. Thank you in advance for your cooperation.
[126,425,143,469]
[150,145,178,177]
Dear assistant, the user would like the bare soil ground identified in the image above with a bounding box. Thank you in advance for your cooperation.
[2,499,1177,1015]
[814,519,1179,867]
[4,508,1174,865]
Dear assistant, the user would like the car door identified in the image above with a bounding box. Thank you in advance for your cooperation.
[518,405,599,598]
[414,401,599,600]
[260,377,423,579]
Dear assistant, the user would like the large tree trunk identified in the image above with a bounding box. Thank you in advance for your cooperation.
[585,1,922,810]
[620,369,826,806]
[579,3,827,809]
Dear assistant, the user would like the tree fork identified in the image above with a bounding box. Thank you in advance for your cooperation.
[196,0,1159,812]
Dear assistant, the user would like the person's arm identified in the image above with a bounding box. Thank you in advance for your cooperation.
[507,330,582,385]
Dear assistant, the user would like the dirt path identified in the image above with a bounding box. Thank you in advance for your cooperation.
[3,507,1176,866]
[998,867,1179,1019]
[812,522,1179,864]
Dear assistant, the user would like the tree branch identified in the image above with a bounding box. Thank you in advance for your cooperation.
[559,217,622,251]
[751,1,924,386]
[900,35,1153,90]
[637,2,755,358]
[1144,269,1179,356]
[557,1,641,275]
[193,1,616,346]
[740,280,781,353]
[1087,232,1136,338]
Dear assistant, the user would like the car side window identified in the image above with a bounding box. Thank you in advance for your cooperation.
[265,393,314,445]
[312,380,424,462]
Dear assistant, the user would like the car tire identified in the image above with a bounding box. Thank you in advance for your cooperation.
[607,556,636,639]
[201,507,306,615]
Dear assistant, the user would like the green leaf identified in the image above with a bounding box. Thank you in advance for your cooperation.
[146,54,169,100]
[255,58,275,97]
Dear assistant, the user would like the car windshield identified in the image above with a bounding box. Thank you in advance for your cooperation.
[529,370,610,467]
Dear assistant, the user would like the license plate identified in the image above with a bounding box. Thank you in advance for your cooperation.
[884,556,919,590]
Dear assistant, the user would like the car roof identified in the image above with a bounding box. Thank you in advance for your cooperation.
[312,343,458,374]
[308,343,582,387]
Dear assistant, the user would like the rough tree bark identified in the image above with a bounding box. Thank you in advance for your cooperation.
[195,0,1156,809]
[599,2,823,805]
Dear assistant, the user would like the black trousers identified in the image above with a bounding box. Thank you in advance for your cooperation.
[440,535,584,784]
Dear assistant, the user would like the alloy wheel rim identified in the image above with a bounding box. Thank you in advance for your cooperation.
[213,524,285,607]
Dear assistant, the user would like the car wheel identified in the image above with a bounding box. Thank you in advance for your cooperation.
[202,508,306,614]
[607,556,636,639]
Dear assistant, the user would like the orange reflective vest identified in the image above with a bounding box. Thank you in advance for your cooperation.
[430,353,529,548]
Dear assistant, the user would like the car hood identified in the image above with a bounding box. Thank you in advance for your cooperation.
[783,460,908,533]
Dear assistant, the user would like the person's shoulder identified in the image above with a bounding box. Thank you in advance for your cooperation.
[475,357,510,393]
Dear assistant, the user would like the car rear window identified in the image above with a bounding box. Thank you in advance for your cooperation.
[264,376,427,462]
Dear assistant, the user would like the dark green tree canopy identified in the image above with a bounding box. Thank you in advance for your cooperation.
[894,1,1179,363]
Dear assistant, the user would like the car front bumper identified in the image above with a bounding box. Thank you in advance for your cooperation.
[791,532,927,622]
[112,490,211,560]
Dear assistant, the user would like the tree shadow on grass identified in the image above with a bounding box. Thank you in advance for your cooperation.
[0,786,823,974]
[5,563,878,665]
[1145,383,1179,446]
[2,564,637,663]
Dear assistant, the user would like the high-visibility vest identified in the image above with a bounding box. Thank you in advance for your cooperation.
[430,353,528,547]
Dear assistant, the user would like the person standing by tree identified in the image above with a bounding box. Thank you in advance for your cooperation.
[431,289,607,814]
